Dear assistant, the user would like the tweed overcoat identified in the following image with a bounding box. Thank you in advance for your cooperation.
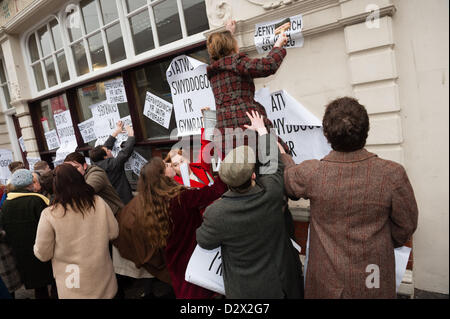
[281,149,418,298]
[207,47,288,152]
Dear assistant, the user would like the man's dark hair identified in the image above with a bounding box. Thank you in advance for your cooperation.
[64,152,86,165]
[89,146,107,163]
[40,170,54,196]
[8,161,25,173]
[322,97,369,152]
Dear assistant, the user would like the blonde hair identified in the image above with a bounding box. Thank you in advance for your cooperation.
[207,31,238,61]
[164,149,187,164]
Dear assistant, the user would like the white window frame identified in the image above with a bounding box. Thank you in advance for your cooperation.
[25,16,69,92]
[21,0,210,99]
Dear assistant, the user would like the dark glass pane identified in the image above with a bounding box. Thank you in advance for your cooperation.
[154,0,182,46]
[99,0,118,25]
[129,10,154,55]
[71,41,89,76]
[50,19,63,50]
[33,63,46,91]
[38,25,52,57]
[56,52,70,82]
[0,59,6,83]
[81,0,100,34]
[126,0,147,12]
[88,32,107,70]
[67,10,83,42]
[29,34,40,62]
[183,0,209,36]
[106,23,126,64]
[44,57,58,87]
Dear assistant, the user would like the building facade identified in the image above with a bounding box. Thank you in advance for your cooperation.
[0,0,448,295]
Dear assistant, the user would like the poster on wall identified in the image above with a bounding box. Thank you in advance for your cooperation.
[254,14,304,54]
[104,78,128,105]
[166,55,216,137]
[254,87,331,164]
[90,100,121,140]
[26,157,41,172]
[78,118,97,144]
[53,110,77,145]
[18,136,26,153]
[124,151,147,176]
[143,91,173,129]
[0,149,13,185]
[44,129,61,150]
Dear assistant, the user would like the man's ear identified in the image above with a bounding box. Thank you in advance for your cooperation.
[251,172,256,180]
[83,163,88,170]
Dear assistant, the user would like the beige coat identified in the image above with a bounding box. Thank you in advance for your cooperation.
[282,149,418,299]
[34,195,119,299]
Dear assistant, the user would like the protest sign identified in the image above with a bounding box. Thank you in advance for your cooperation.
[0,149,13,185]
[55,139,78,163]
[78,118,97,143]
[254,14,304,54]
[143,91,173,129]
[254,88,331,164]
[44,129,60,150]
[26,157,41,172]
[19,137,26,153]
[104,78,127,104]
[185,238,300,296]
[126,151,147,176]
[54,110,77,145]
[90,100,121,140]
[120,115,132,128]
[166,55,216,137]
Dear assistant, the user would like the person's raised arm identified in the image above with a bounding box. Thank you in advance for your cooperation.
[114,125,135,167]
[104,121,124,149]
[235,33,288,78]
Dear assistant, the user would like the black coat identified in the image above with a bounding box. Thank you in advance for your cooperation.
[94,135,135,205]
[0,191,53,289]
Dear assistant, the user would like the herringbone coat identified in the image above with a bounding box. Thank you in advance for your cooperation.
[282,149,418,298]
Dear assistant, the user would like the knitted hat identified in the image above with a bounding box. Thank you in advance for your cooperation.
[219,145,256,187]
[10,169,34,189]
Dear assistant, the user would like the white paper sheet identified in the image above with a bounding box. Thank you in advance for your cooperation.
[0,149,13,185]
[254,14,304,54]
[44,129,61,150]
[166,55,216,137]
[104,78,128,104]
[394,246,412,291]
[143,91,173,129]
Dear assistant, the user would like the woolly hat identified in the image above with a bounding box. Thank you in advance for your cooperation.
[10,169,34,189]
[219,145,256,187]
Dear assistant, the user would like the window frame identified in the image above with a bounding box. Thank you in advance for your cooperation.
[25,16,70,92]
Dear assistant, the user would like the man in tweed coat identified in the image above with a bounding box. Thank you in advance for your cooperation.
[281,97,418,298]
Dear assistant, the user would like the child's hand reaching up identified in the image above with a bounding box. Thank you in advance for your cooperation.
[244,110,268,136]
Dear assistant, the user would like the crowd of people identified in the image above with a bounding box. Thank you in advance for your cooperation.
[0,20,418,300]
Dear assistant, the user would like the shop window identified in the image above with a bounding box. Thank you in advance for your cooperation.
[129,47,208,141]
[35,94,70,151]
[0,58,12,109]
[27,18,70,92]
[125,0,209,56]
[65,0,127,75]
[76,77,131,146]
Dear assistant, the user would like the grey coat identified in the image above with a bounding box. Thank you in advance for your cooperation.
[196,134,303,299]
[94,135,135,205]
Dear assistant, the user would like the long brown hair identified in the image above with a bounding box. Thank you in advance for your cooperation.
[52,164,96,216]
[136,157,186,248]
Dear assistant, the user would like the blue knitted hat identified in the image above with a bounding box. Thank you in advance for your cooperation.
[10,169,34,189]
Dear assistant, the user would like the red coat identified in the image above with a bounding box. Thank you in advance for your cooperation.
[207,47,288,152]
[165,177,227,299]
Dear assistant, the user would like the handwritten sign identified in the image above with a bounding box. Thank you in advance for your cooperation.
[44,129,60,150]
[254,88,331,164]
[78,118,97,143]
[185,245,225,295]
[143,92,173,129]
[166,55,216,137]
[90,100,121,140]
[0,149,13,185]
[104,78,127,104]
[125,151,147,176]
[54,110,77,145]
[254,14,304,54]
